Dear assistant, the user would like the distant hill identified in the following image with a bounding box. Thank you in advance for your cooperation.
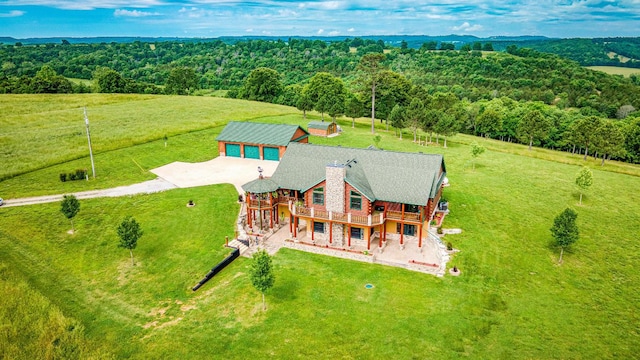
[1,34,550,46]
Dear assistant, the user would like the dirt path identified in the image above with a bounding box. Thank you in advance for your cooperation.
[1,157,278,208]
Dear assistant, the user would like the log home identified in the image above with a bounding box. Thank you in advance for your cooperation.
[242,142,447,252]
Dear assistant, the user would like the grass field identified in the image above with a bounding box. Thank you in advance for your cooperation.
[1,94,639,359]
[586,65,640,77]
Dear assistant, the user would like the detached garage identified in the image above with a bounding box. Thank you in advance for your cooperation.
[216,121,309,161]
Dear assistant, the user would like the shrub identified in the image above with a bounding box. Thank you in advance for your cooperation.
[60,169,87,182]
[446,242,453,251]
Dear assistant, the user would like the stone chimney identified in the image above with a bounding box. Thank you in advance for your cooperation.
[325,161,346,246]
[325,161,346,212]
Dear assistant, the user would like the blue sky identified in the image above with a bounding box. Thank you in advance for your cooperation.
[1,1,639,38]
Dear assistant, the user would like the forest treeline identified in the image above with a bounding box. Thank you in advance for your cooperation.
[1,37,639,164]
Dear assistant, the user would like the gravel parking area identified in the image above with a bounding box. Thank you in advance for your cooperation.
[150,156,279,194]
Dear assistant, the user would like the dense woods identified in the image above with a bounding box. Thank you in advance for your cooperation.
[1,37,639,163]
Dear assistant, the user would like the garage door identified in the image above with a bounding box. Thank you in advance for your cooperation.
[225,143,241,157]
[244,145,260,159]
[263,147,280,161]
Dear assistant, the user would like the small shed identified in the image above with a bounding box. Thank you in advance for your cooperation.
[216,121,309,161]
[308,121,339,137]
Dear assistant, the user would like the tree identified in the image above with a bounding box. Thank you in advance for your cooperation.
[357,53,386,134]
[373,134,381,148]
[60,195,80,233]
[345,93,364,128]
[434,112,459,148]
[296,93,313,120]
[517,109,552,150]
[575,166,593,205]
[93,67,125,93]
[165,67,198,95]
[477,105,503,138]
[117,216,143,266]
[32,65,72,94]
[249,249,275,310]
[328,100,345,122]
[571,116,603,160]
[594,120,626,165]
[482,43,494,51]
[470,141,485,170]
[304,72,345,121]
[550,208,579,264]
[242,67,282,103]
[388,104,406,139]
[405,98,426,142]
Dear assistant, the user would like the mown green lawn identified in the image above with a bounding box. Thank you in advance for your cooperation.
[1,94,639,359]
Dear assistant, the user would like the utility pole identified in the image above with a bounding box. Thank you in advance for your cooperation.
[84,107,96,179]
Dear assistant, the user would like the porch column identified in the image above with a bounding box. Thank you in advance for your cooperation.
[293,217,297,238]
[311,222,314,241]
[367,229,371,250]
[418,223,423,248]
[289,214,293,233]
[400,204,405,245]
[247,207,252,228]
[347,225,351,248]
[329,221,333,244]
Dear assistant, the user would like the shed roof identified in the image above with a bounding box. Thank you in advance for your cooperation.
[216,121,308,146]
[308,121,334,130]
[266,143,446,206]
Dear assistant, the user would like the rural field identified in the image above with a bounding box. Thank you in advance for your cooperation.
[1,94,639,359]
[586,65,640,78]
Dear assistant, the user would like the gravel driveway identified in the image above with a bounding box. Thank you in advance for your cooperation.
[1,157,278,207]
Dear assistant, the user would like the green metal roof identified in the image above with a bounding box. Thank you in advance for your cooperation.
[267,143,446,206]
[308,121,334,130]
[216,121,308,147]
[241,177,279,193]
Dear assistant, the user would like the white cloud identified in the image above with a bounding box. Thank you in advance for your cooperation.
[347,27,355,32]
[114,9,160,17]
[328,30,340,36]
[0,10,25,17]
[3,1,165,10]
[317,28,324,34]
[451,22,483,32]
[245,28,253,32]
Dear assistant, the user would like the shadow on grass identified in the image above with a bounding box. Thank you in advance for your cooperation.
[271,276,299,303]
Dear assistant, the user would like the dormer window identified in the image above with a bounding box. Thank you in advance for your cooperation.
[350,191,362,210]
[313,187,324,205]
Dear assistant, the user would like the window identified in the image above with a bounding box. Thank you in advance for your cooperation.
[396,224,416,235]
[403,224,416,236]
[312,187,324,205]
[313,221,325,233]
[406,204,420,213]
[350,191,362,210]
[350,227,363,239]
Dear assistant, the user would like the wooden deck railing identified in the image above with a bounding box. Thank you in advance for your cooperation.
[386,211,421,222]
[292,206,385,226]
[248,199,273,208]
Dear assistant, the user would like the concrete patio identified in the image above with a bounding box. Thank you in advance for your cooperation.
[231,206,451,276]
